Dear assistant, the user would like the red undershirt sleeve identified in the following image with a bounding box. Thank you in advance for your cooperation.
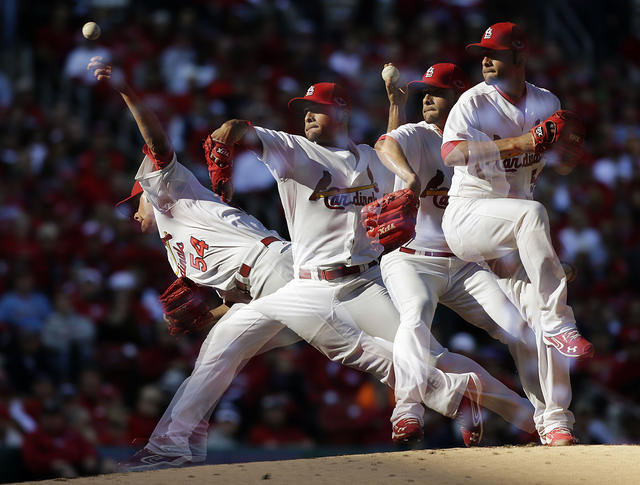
[441,140,463,163]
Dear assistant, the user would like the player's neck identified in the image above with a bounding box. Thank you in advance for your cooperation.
[495,79,526,105]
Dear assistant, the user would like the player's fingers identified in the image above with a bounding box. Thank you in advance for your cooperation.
[89,55,104,63]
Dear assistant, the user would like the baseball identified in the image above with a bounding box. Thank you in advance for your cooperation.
[381,65,400,84]
[82,21,101,40]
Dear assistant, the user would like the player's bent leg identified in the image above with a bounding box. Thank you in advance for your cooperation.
[142,308,286,464]
[333,270,470,424]
[434,344,535,434]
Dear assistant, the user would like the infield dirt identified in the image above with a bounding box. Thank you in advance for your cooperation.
[14,444,638,485]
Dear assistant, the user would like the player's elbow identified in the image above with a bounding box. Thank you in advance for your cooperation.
[443,151,464,167]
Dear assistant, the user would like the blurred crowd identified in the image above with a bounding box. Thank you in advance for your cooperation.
[1,0,639,479]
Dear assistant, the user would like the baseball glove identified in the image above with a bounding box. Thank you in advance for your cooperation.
[361,188,419,253]
[159,277,215,336]
[203,135,235,202]
[530,110,585,158]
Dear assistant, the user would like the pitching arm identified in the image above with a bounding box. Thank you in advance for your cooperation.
[87,56,173,165]
[375,135,420,196]
[383,63,408,132]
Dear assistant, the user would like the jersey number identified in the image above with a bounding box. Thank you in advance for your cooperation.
[189,236,209,272]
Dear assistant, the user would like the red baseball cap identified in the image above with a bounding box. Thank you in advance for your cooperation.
[288,82,351,112]
[466,22,528,56]
[115,180,143,207]
[408,63,470,96]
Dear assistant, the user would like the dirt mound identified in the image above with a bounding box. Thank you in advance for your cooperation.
[16,445,639,485]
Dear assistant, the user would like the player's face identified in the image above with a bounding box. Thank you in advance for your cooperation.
[421,87,456,128]
[303,104,341,144]
[481,50,515,84]
[133,194,157,233]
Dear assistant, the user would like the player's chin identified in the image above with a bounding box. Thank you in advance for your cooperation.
[140,220,157,233]
[305,128,321,142]
[422,110,439,124]
[483,72,498,85]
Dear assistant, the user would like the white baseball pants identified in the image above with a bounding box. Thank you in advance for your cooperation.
[380,250,539,433]
[442,196,576,337]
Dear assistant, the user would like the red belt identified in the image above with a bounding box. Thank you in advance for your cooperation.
[238,237,283,278]
[298,261,378,281]
[399,247,455,258]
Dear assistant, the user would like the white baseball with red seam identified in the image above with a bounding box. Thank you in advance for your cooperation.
[381,65,400,83]
[82,21,101,40]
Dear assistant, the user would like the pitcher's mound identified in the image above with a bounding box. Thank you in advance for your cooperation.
[16,445,639,485]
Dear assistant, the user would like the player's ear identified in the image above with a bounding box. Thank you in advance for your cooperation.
[335,108,348,124]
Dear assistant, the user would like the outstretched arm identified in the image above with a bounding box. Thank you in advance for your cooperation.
[87,56,173,165]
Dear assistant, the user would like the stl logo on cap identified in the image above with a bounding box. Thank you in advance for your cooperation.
[305,86,315,96]
[484,27,493,39]
[425,66,435,78]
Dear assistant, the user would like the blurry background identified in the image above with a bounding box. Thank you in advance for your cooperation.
[1,0,639,481]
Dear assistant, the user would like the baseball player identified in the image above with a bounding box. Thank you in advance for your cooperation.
[88,59,533,468]
[374,62,562,445]
[440,22,592,445]
[206,82,542,446]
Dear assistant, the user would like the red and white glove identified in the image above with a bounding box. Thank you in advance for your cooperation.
[159,277,215,336]
[530,110,585,160]
[361,188,419,253]
[203,135,235,202]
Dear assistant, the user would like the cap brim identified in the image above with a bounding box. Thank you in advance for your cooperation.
[407,80,449,91]
[115,181,143,207]
[465,43,509,56]
[288,97,333,112]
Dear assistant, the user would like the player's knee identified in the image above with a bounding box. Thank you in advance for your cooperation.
[521,201,549,229]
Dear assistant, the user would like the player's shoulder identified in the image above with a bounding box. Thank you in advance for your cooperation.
[452,82,493,112]
[525,81,561,111]
[459,82,493,102]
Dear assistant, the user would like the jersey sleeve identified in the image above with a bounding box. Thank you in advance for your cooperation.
[442,95,492,144]
[253,126,297,180]
[136,152,213,212]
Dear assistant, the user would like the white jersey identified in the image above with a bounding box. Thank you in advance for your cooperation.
[254,126,394,272]
[443,81,560,199]
[135,153,281,291]
[386,121,451,253]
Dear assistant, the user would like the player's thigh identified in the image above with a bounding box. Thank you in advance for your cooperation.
[445,197,539,262]
[442,262,526,343]
[335,268,400,342]
[380,251,443,329]
[249,279,334,342]
[201,304,286,363]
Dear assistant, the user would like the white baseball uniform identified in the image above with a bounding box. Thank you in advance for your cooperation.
[379,120,556,436]
[441,81,577,433]
[135,140,534,462]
